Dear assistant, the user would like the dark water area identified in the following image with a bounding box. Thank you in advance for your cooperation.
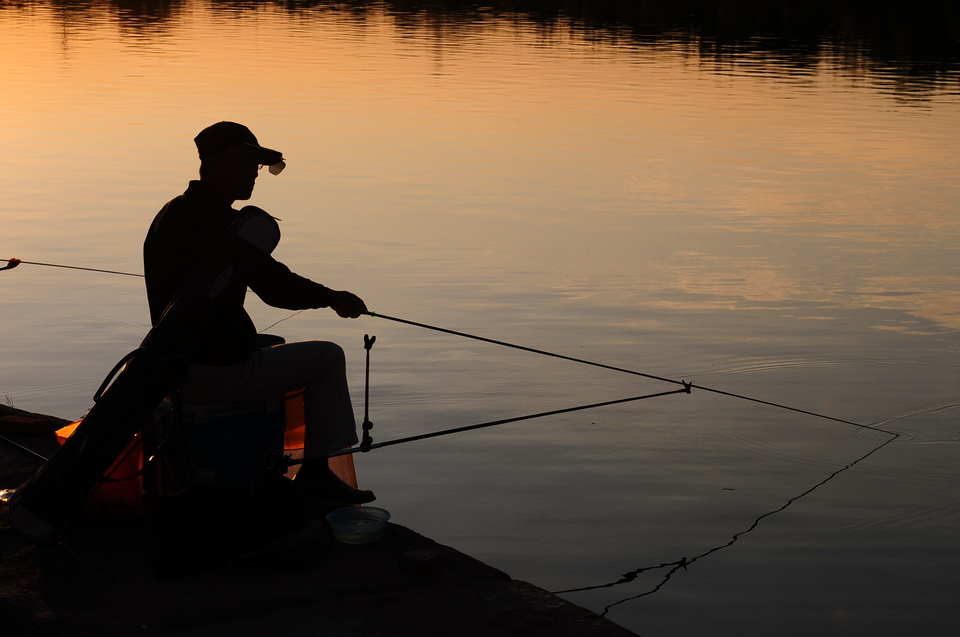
[34,0,960,83]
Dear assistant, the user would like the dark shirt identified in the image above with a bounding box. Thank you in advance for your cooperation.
[144,180,333,364]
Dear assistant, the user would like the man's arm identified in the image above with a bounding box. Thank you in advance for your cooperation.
[247,255,365,318]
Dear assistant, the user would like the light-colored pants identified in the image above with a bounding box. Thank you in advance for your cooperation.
[182,340,359,457]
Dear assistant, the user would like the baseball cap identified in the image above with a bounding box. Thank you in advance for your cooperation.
[194,121,285,174]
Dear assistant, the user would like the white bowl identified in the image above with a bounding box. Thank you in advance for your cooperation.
[325,506,391,544]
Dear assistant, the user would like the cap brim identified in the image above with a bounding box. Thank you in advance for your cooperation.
[242,142,284,167]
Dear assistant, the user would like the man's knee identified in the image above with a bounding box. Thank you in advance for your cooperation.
[298,340,346,371]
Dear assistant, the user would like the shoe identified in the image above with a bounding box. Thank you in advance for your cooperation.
[294,467,376,505]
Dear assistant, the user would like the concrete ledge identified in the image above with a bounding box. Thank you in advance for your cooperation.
[1,406,639,637]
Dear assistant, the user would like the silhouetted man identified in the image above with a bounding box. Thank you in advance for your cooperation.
[144,121,374,504]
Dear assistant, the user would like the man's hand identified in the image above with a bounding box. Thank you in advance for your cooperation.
[329,290,367,318]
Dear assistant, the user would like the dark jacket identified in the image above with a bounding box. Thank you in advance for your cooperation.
[144,180,333,364]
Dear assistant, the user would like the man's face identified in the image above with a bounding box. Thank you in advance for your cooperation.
[204,144,262,202]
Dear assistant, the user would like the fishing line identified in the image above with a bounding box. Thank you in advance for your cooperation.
[552,431,900,612]
[1,257,143,278]
[363,311,895,436]
[259,310,305,333]
[3,255,303,336]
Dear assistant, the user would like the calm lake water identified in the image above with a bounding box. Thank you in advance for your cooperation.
[2,1,960,634]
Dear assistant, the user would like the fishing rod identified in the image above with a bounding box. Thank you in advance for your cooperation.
[363,311,896,436]
[1,257,143,278]
[320,386,691,459]
[1,256,892,435]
